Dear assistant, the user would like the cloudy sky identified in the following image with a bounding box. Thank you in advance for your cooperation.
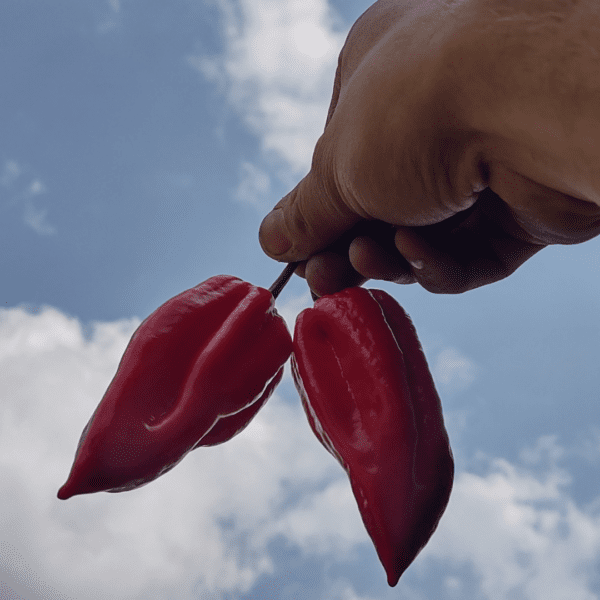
[3,1,600,599]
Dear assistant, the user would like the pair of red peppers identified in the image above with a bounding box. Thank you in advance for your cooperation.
[58,264,453,586]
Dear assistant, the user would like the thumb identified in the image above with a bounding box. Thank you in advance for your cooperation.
[259,169,362,263]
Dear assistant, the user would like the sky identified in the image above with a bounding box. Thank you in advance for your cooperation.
[2,0,600,599]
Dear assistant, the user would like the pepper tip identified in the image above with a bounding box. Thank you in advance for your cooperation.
[57,482,75,500]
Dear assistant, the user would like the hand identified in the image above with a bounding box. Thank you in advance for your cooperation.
[259,0,600,296]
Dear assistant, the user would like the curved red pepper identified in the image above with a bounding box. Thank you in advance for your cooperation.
[291,287,453,587]
[57,275,292,499]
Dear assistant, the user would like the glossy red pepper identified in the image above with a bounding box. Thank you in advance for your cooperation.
[291,287,454,587]
[57,270,294,500]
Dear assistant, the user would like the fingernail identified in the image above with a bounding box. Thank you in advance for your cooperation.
[409,259,424,270]
[260,210,292,256]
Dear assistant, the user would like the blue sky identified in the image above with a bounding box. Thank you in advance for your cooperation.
[3,1,600,599]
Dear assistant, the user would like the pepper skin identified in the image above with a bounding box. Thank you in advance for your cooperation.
[291,287,453,587]
[192,364,284,448]
[57,275,292,499]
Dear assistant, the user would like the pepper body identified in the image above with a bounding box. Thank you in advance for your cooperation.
[291,287,453,587]
[58,275,292,499]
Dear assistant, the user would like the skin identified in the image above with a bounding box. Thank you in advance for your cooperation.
[258,0,600,296]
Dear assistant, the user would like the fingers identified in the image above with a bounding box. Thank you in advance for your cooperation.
[305,252,368,297]
[299,190,546,297]
[302,221,389,296]
[258,161,363,263]
[349,236,416,284]
[393,189,546,294]
[300,221,415,297]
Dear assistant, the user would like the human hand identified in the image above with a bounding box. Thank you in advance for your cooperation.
[259,0,600,296]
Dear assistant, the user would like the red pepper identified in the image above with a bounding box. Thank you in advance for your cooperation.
[291,287,454,587]
[57,269,295,499]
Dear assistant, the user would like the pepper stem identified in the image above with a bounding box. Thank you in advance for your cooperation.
[269,262,299,300]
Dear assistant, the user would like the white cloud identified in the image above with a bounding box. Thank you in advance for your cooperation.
[276,288,312,333]
[0,304,343,599]
[421,448,600,600]
[189,0,347,203]
[2,304,600,599]
[433,346,478,398]
[291,20,333,59]
[234,161,272,208]
[258,477,366,555]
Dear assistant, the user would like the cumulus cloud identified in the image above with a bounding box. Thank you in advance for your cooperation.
[0,304,350,599]
[2,302,600,599]
[420,444,600,600]
[189,0,347,201]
